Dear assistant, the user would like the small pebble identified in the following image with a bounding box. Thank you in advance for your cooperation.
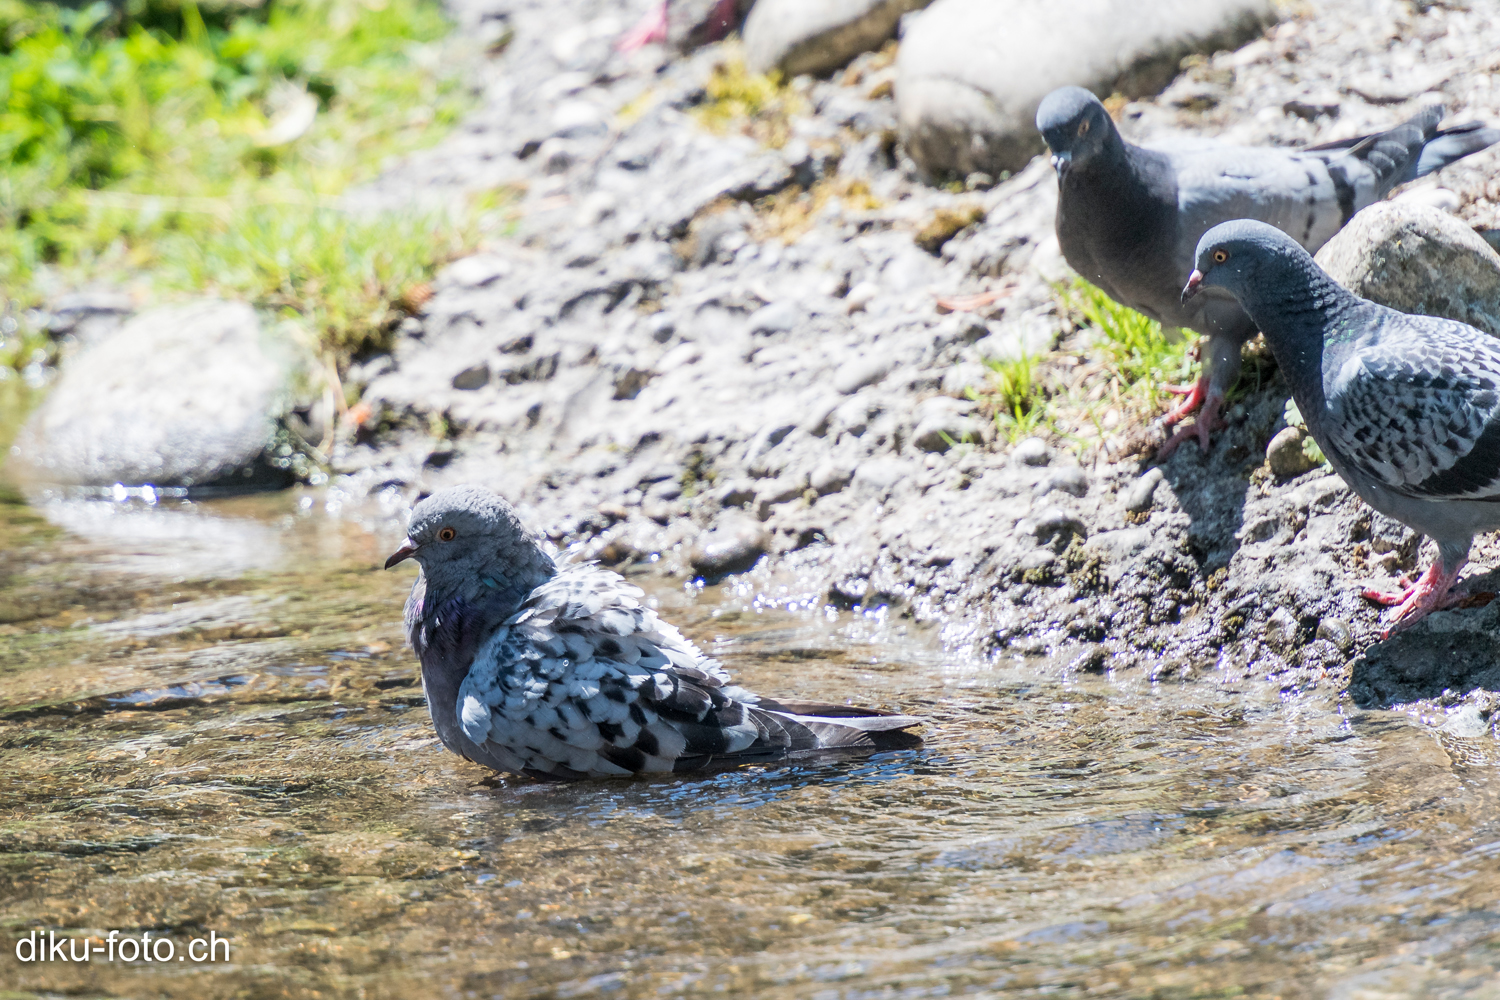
[690,516,768,576]
[834,355,892,395]
[810,461,855,495]
[1035,465,1089,497]
[844,281,880,313]
[451,363,491,390]
[1314,617,1353,652]
[1012,437,1051,466]
[1266,426,1316,478]
[1121,467,1164,512]
[1264,607,1302,653]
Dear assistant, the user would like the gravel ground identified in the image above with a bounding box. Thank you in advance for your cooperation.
[336,0,1500,713]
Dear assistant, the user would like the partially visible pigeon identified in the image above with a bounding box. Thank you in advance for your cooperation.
[386,486,923,780]
[616,0,742,52]
[1036,86,1499,455]
[1183,219,1500,636]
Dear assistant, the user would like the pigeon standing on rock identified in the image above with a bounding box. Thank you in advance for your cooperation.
[1036,86,1499,455]
[1183,220,1500,636]
[385,486,923,780]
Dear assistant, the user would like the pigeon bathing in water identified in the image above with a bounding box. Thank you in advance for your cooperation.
[385,486,923,780]
[1183,220,1500,636]
[1036,86,1499,455]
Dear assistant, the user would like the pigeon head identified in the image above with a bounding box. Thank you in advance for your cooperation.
[1036,87,1115,178]
[384,485,556,599]
[1182,219,1310,308]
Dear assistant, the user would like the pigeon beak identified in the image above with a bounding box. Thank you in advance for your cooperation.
[1181,269,1204,304]
[1051,151,1072,179]
[384,538,418,569]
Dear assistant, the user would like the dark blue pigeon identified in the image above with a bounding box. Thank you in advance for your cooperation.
[1037,86,1499,455]
[1184,219,1500,636]
[386,486,923,779]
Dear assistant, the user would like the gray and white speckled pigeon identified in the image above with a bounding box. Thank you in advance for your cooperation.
[1037,86,1499,455]
[1183,219,1500,636]
[385,486,923,779]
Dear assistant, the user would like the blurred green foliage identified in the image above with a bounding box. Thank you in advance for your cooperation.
[0,0,476,358]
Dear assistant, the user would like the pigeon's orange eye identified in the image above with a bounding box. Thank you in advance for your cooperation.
[1213,250,1228,263]
[1077,119,1090,137]
[437,527,456,541]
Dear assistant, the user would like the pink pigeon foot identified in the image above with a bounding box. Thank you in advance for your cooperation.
[1362,561,1466,638]
[617,0,669,51]
[1360,575,1415,605]
[1161,374,1209,426]
[1156,390,1225,458]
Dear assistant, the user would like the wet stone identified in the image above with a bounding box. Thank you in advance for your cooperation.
[16,300,318,490]
[689,515,769,576]
[1440,704,1491,738]
[1069,647,1108,673]
[754,477,807,518]
[1315,617,1354,653]
[1264,607,1303,653]
[713,480,758,508]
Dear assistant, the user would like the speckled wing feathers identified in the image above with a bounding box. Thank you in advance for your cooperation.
[456,564,920,779]
[1324,313,1500,502]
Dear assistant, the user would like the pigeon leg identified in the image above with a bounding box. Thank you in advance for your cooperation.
[698,0,741,42]
[1155,333,1239,456]
[1370,553,1469,638]
[617,0,669,51]
[1160,330,1202,400]
[1157,387,1227,457]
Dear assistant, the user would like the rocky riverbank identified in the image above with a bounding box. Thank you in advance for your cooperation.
[18,0,1500,710]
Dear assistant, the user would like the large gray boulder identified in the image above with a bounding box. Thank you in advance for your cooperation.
[744,0,933,78]
[896,0,1276,177]
[1314,202,1500,338]
[15,300,323,491]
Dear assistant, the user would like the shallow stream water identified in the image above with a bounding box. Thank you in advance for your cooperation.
[3,488,1500,999]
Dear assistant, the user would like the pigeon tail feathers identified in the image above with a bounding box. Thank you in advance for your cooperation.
[1413,122,1500,180]
[757,699,925,751]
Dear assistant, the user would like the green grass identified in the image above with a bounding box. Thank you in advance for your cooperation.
[1283,398,1327,466]
[0,0,482,361]
[953,281,1209,455]
[967,353,1051,443]
[1064,278,1197,410]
